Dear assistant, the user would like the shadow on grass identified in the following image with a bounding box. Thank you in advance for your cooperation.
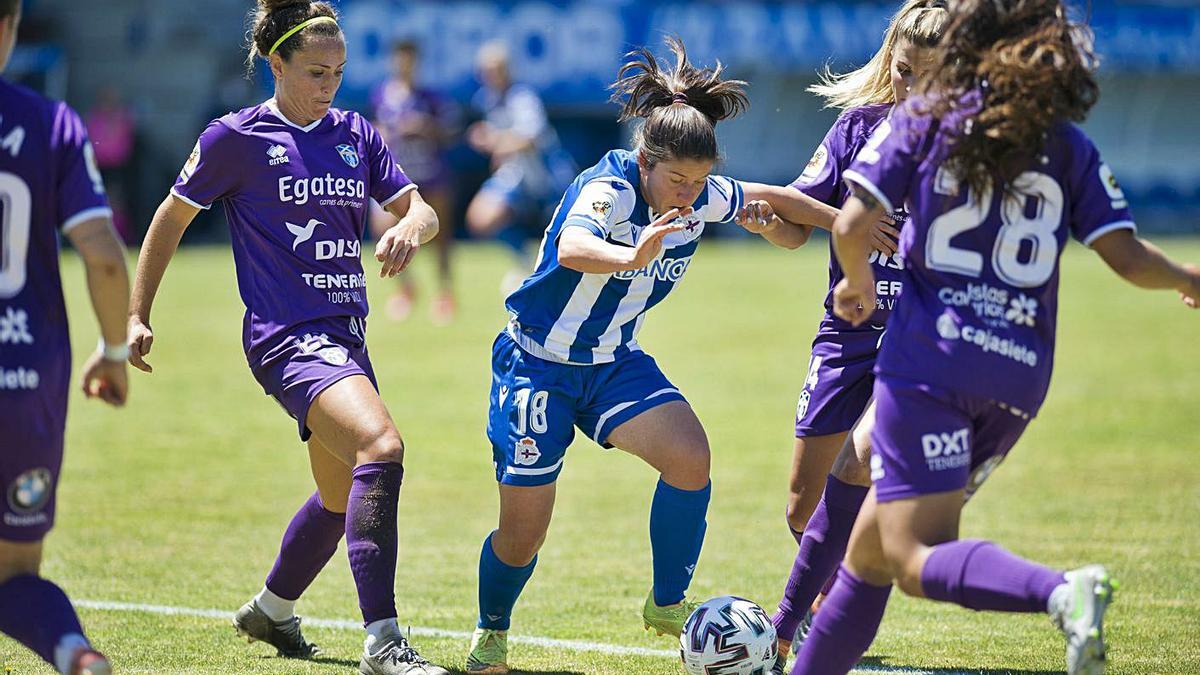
[859,655,1062,674]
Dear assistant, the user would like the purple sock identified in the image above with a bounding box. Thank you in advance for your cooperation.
[920,539,1064,613]
[773,476,868,641]
[346,461,404,625]
[791,567,890,675]
[265,491,346,601]
[0,575,86,667]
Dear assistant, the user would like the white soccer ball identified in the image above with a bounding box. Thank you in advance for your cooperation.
[680,596,779,675]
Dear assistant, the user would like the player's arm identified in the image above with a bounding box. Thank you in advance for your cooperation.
[128,194,201,372]
[734,199,812,250]
[558,208,689,274]
[67,216,131,405]
[830,186,887,326]
[376,189,439,278]
[1090,229,1200,307]
[743,181,900,255]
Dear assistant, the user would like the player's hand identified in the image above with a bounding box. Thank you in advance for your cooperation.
[128,317,154,373]
[1180,262,1200,309]
[833,272,876,326]
[871,216,901,257]
[375,222,421,278]
[628,207,690,270]
[735,200,781,235]
[80,350,128,407]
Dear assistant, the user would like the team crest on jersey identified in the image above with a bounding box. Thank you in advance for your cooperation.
[513,437,541,466]
[7,467,52,515]
[799,144,828,184]
[336,144,360,168]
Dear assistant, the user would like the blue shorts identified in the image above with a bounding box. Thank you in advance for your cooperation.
[487,331,686,486]
[249,317,378,442]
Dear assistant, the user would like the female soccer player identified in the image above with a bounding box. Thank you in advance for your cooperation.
[0,2,130,673]
[791,2,1200,674]
[369,40,459,324]
[126,2,446,674]
[464,38,838,674]
[771,0,948,662]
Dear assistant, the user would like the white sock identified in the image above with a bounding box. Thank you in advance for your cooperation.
[364,617,400,652]
[1048,580,1071,614]
[53,632,89,675]
[254,587,296,622]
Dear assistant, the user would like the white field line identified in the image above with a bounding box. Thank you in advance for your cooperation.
[75,598,942,673]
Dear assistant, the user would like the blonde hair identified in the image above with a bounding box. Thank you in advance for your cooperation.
[809,0,948,110]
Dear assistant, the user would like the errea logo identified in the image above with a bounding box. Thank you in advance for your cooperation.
[267,144,290,166]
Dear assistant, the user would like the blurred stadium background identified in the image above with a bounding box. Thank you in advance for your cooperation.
[9,0,1200,246]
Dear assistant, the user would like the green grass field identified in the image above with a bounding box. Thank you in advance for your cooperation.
[3,237,1198,674]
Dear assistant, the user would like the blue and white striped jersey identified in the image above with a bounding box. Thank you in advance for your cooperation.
[505,149,745,365]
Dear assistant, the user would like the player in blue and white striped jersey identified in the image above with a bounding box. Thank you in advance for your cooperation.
[465,38,838,674]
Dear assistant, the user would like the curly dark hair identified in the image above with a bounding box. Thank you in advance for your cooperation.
[608,36,749,165]
[918,0,1099,197]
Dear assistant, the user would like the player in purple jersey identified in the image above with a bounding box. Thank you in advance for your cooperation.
[369,40,459,324]
[770,2,948,667]
[125,2,447,674]
[0,2,131,673]
[791,2,1200,674]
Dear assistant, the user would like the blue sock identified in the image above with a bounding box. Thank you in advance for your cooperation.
[478,532,537,630]
[650,479,711,606]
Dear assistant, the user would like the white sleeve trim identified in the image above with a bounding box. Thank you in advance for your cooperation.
[842,170,895,214]
[61,206,114,234]
[170,188,211,211]
[1083,220,1137,247]
[378,182,419,209]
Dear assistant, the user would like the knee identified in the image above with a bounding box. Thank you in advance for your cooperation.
[359,427,406,466]
[784,495,810,533]
[492,528,544,567]
[662,435,710,491]
[830,450,872,487]
[880,543,928,597]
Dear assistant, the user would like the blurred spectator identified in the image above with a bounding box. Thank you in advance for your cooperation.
[369,40,460,324]
[85,86,136,241]
[465,40,576,295]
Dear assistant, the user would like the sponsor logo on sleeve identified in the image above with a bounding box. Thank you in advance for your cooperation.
[592,199,613,218]
[180,141,201,180]
[798,144,829,184]
[1098,163,1127,210]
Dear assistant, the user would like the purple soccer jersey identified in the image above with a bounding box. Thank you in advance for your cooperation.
[845,99,1136,415]
[793,104,909,332]
[0,79,112,539]
[371,82,453,188]
[172,100,415,359]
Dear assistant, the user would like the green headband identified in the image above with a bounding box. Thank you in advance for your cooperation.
[268,16,338,56]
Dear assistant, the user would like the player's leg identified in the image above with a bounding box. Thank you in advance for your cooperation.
[423,186,457,324]
[469,483,556,675]
[605,400,710,637]
[306,375,448,674]
[775,404,874,662]
[234,438,348,657]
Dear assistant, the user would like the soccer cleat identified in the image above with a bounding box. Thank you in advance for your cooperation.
[1049,565,1118,675]
[792,608,814,649]
[232,599,320,658]
[771,651,787,675]
[466,627,510,674]
[360,633,450,675]
[642,590,699,638]
[69,648,111,675]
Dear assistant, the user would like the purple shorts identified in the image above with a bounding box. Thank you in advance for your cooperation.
[794,329,884,438]
[870,375,1031,503]
[250,317,378,442]
[0,383,67,542]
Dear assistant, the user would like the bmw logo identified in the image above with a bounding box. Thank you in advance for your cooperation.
[8,467,53,514]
